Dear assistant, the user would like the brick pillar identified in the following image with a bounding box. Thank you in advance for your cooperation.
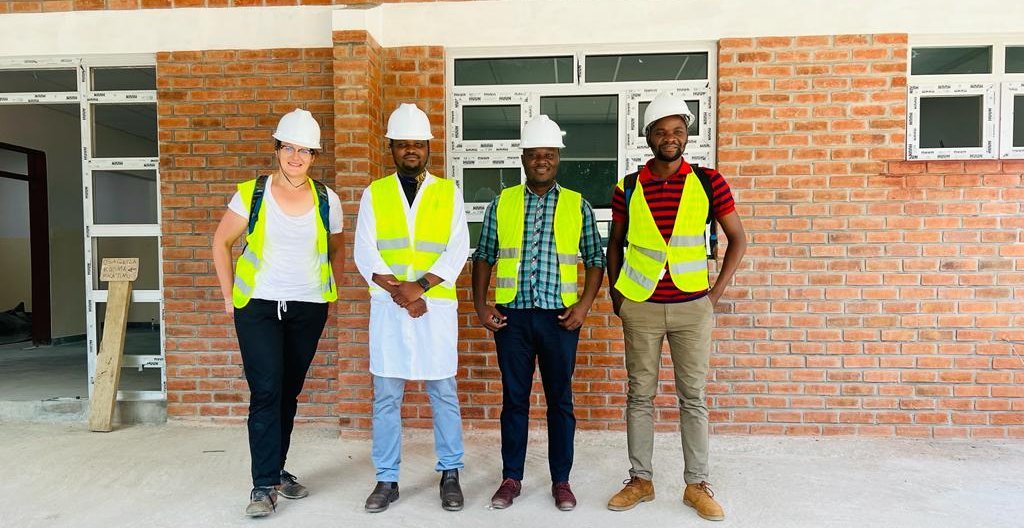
[333,30,383,435]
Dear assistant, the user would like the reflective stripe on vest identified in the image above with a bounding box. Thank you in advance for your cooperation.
[613,169,709,302]
[494,184,583,307]
[231,177,338,308]
[369,174,457,300]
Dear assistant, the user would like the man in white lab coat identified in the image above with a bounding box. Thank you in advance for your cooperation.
[353,103,470,513]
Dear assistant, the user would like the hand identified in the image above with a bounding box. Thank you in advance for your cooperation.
[372,273,400,295]
[405,297,428,318]
[558,302,590,331]
[610,291,624,317]
[707,288,723,308]
[476,304,507,332]
[224,299,234,316]
[388,280,424,307]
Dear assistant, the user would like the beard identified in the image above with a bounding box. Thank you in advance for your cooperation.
[653,146,684,162]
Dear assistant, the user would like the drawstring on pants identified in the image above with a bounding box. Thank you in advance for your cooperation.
[276,300,288,320]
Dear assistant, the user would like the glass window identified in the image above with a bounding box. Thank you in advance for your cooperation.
[463,167,520,204]
[911,47,992,75]
[94,302,161,357]
[91,67,157,91]
[93,236,161,291]
[1007,47,1024,74]
[92,170,158,224]
[454,56,573,86]
[638,100,700,137]
[468,222,484,248]
[91,104,158,158]
[1015,95,1024,148]
[540,95,618,208]
[919,95,983,148]
[0,69,77,93]
[462,105,520,141]
[586,53,708,82]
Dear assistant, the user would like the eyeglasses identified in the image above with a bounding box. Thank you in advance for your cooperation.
[279,145,314,158]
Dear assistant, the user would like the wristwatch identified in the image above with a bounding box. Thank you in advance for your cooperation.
[416,277,432,291]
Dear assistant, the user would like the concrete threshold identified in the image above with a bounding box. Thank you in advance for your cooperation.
[0,399,166,424]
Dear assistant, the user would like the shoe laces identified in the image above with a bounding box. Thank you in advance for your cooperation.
[622,475,643,486]
[498,478,520,493]
[280,470,299,485]
[251,486,276,502]
[694,481,715,498]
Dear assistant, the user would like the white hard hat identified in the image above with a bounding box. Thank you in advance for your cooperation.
[643,92,694,135]
[273,108,321,149]
[386,103,434,140]
[519,114,565,149]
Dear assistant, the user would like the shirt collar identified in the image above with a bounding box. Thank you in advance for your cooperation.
[524,182,561,198]
[639,158,692,183]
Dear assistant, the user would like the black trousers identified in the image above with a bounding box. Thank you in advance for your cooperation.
[494,307,580,482]
[234,299,328,487]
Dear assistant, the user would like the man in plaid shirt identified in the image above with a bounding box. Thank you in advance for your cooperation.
[471,115,605,511]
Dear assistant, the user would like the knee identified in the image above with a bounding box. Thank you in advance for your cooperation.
[677,384,707,408]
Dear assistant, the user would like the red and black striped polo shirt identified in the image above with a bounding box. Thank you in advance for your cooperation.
[611,158,736,303]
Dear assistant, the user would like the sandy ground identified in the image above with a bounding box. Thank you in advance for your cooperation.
[2,422,1022,528]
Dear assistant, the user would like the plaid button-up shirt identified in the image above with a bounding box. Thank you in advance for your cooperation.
[472,184,605,309]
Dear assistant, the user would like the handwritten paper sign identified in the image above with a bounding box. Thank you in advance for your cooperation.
[99,258,139,282]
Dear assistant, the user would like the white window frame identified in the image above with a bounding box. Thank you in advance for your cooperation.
[908,36,1024,160]
[0,54,164,402]
[447,43,718,234]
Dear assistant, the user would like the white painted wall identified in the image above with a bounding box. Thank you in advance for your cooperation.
[1,0,1023,56]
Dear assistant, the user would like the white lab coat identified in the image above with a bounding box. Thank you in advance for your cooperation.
[353,172,470,380]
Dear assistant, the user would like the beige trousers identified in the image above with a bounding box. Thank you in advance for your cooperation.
[620,296,713,484]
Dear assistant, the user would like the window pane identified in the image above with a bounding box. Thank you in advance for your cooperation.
[462,105,520,141]
[540,95,618,208]
[1007,47,1024,74]
[92,104,158,157]
[454,56,573,86]
[0,69,77,93]
[95,302,161,357]
[638,100,700,137]
[586,53,708,82]
[1015,95,1024,148]
[92,170,158,224]
[463,167,520,203]
[94,237,160,291]
[468,222,483,248]
[911,47,992,75]
[919,95,982,148]
[91,67,156,91]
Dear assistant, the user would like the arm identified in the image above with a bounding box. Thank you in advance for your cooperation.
[470,198,505,331]
[353,187,400,296]
[558,200,606,330]
[605,219,627,316]
[212,209,248,315]
[707,211,747,307]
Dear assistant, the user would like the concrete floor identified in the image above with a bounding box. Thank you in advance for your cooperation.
[0,332,161,401]
[1,423,1021,528]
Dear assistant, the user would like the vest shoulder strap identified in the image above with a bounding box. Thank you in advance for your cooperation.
[247,175,270,235]
[311,178,331,234]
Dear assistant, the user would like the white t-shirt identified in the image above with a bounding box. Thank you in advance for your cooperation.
[228,175,343,303]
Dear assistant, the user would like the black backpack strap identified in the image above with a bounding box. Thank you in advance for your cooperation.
[691,164,718,260]
[622,170,640,213]
[311,178,331,233]
[247,175,270,235]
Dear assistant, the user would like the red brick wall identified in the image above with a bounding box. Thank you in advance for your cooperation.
[158,47,338,422]
[0,0,466,14]
[715,34,1024,438]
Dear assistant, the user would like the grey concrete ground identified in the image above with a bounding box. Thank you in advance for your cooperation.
[2,423,1022,528]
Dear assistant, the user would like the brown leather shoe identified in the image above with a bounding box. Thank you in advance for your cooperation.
[490,478,521,509]
[552,481,576,511]
[683,481,725,521]
[607,475,655,511]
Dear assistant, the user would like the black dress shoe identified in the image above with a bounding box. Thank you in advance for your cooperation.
[439,469,464,511]
[365,481,399,513]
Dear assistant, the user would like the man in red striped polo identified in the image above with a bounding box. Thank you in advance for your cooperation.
[605,92,747,521]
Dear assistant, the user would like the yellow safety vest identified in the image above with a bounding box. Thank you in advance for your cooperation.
[495,184,583,307]
[369,174,457,300]
[231,177,337,308]
[614,169,709,302]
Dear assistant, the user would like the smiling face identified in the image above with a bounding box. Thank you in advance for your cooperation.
[276,141,316,179]
[521,147,560,188]
[390,139,429,175]
[646,115,688,163]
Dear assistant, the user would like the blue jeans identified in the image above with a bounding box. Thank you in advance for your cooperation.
[371,375,464,482]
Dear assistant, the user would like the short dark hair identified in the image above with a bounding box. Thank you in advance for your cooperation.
[275,139,319,157]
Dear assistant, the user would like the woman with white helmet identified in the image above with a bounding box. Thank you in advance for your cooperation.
[212,108,344,517]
